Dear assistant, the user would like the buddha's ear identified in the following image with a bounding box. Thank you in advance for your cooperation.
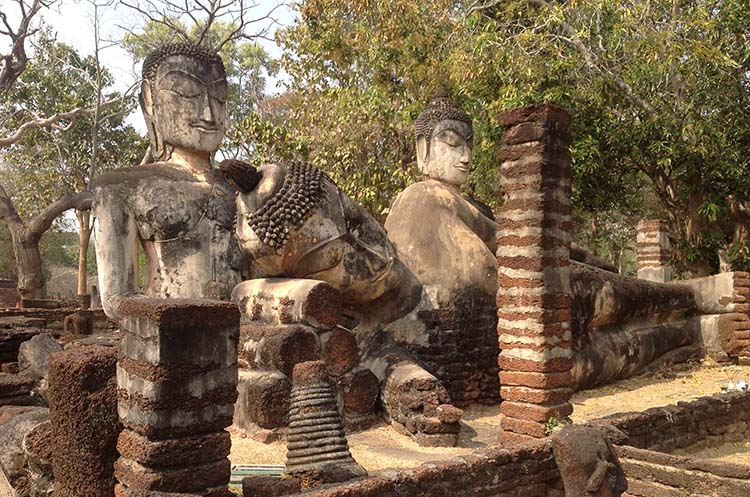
[416,136,428,171]
[140,80,154,117]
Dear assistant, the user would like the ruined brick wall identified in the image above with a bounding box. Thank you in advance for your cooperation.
[400,288,499,407]
[115,299,238,497]
[679,272,750,358]
[592,391,750,453]
[297,440,563,497]
[616,444,750,497]
[0,279,17,308]
[495,104,574,441]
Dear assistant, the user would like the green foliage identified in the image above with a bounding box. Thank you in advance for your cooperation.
[253,0,750,267]
[544,416,572,435]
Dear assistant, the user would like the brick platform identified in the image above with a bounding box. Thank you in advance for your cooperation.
[637,219,672,282]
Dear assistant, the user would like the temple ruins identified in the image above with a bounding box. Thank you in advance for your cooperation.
[2,41,750,497]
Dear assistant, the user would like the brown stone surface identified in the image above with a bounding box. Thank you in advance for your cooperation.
[48,345,120,497]
[551,425,626,496]
[114,457,230,493]
[323,328,359,377]
[498,103,571,129]
[499,415,547,438]
[286,360,365,481]
[0,405,49,494]
[242,475,300,497]
[234,370,291,430]
[0,372,35,398]
[336,367,379,414]
[499,370,572,389]
[119,298,240,330]
[115,483,234,497]
[63,310,93,337]
[239,323,320,377]
[500,401,572,423]
[292,439,559,497]
[116,430,231,468]
[401,288,499,407]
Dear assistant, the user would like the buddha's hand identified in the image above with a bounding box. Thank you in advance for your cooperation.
[382,362,462,447]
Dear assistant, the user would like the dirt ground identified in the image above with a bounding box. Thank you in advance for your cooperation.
[230,360,749,473]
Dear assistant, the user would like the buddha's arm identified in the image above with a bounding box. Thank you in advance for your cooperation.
[475,211,497,253]
[93,186,140,321]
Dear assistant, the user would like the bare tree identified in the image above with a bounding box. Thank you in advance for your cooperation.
[0,0,55,91]
[119,0,286,50]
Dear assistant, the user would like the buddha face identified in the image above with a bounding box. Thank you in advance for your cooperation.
[417,119,473,187]
[142,55,228,155]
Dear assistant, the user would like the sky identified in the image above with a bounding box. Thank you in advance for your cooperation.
[3,0,298,130]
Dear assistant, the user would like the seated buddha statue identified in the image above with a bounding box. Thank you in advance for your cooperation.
[92,43,249,321]
[384,88,497,302]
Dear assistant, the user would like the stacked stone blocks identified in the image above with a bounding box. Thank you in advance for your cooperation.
[284,360,365,486]
[496,104,574,441]
[401,288,499,407]
[114,299,239,497]
[636,219,672,282]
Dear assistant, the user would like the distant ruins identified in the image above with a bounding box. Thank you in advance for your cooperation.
[2,42,750,497]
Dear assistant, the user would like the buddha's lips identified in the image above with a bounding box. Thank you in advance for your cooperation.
[192,124,219,132]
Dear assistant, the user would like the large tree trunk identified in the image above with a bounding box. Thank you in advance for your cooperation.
[10,228,45,299]
[0,184,92,300]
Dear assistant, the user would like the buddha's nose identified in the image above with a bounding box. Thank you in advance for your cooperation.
[201,92,216,122]
[460,145,471,163]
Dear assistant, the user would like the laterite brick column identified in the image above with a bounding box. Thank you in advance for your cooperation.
[114,299,239,497]
[48,345,120,497]
[637,219,672,282]
[496,104,574,442]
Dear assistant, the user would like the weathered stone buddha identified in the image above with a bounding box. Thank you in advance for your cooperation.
[383,90,499,407]
[385,88,497,302]
[93,43,248,321]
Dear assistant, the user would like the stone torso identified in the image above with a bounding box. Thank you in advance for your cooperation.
[385,179,497,300]
[95,164,247,303]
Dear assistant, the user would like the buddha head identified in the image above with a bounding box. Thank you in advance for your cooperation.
[140,43,228,162]
[414,88,473,187]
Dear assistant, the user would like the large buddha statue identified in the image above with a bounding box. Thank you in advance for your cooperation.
[385,88,497,302]
[93,43,248,321]
[383,89,500,407]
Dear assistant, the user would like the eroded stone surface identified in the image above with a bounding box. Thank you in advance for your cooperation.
[48,345,120,497]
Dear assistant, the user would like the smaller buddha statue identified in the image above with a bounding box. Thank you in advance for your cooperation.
[384,88,497,302]
[93,43,248,321]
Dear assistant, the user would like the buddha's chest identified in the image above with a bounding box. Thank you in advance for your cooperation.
[130,178,236,241]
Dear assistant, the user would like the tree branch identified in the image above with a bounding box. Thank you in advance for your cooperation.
[0,0,54,92]
[525,0,656,117]
[26,190,92,238]
[0,183,24,230]
[0,95,127,147]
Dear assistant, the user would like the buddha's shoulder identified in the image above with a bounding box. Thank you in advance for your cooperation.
[392,180,461,208]
[93,163,222,190]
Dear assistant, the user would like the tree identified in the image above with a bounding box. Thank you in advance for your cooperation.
[254,0,749,275]
[0,31,144,298]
